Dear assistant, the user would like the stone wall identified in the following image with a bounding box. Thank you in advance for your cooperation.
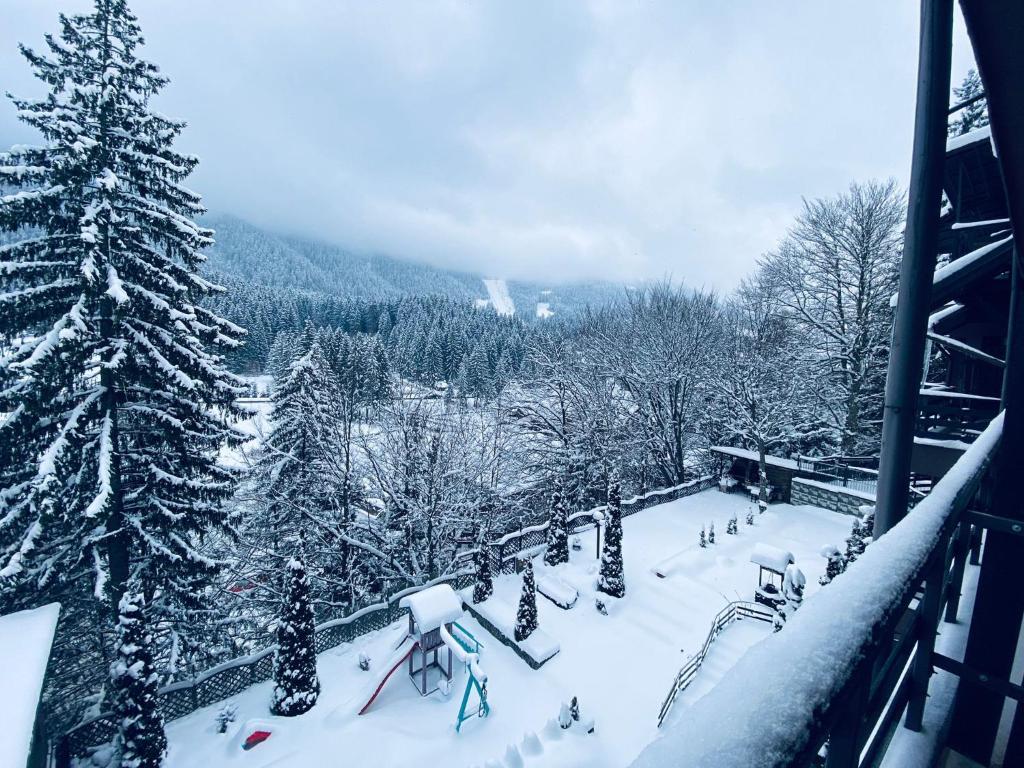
[791,477,875,517]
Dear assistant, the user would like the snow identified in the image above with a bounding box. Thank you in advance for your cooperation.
[482,278,515,316]
[931,235,1012,286]
[535,302,554,319]
[630,412,1002,768]
[950,218,1010,230]
[399,583,465,632]
[710,445,799,470]
[913,436,971,451]
[748,543,795,573]
[0,603,60,767]
[918,388,1000,402]
[928,302,963,329]
[469,596,561,666]
[163,489,853,768]
[946,124,991,152]
[536,575,578,609]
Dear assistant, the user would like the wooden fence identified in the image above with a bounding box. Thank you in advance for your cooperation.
[57,476,714,764]
[656,600,775,728]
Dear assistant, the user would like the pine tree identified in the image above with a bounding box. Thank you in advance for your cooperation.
[597,482,625,598]
[110,589,167,768]
[472,546,493,604]
[746,508,755,526]
[708,522,716,545]
[948,69,989,137]
[819,546,844,586]
[544,491,570,567]
[0,0,243,624]
[844,518,867,563]
[727,515,738,535]
[271,556,320,716]
[700,526,707,548]
[514,559,539,642]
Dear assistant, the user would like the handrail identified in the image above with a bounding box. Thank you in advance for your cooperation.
[656,600,775,727]
[633,411,1003,768]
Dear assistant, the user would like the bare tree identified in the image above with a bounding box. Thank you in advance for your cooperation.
[761,180,903,455]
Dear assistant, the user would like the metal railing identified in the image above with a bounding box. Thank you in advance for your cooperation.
[634,412,1003,768]
[656,600,775,727]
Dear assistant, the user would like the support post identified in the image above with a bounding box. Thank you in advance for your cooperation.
[873,0,955,537]
[944,520,973,623]
[906,554,947,730]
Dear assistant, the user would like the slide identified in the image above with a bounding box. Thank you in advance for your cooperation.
[357,637,418,715]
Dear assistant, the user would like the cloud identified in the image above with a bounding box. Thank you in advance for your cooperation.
[0,0,977,288]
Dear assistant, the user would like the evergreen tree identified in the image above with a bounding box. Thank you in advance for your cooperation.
[0,0,243,623]
[819,546,844,586]
[700,527,707,548]
[271,556,320,716]
[544,491,570,567]
[514,560,539,642]
[746,508,755,526]
[844,518,867,564]
[727,515,738,535]
[472,546,493,604]
[597,482,625,598]
[708,522,716,545]
[948,69,989,137]
[110,589,167,768]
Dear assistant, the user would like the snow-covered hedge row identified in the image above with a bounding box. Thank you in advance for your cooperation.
[631,414,1002,768]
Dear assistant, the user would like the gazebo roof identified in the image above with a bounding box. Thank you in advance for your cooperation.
[750,543,795,573]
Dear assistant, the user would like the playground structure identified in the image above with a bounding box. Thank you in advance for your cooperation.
[357,584,490,732]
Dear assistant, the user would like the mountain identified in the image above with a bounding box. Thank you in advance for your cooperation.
[202,214,626,319]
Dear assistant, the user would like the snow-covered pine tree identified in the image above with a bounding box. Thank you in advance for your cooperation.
[948,69,989,137]
[819,546,845,586]
[110,589,167,768]
[472,545,493,604]
[844,518,867,563]
[708,522,716,545]
[514,559,539,642]
[727,515,738,535]
[597,481,625,599]
[544,491,569,567]
[271,556,320,716]
[0,0,243,622]
[700,526,707,548]
[746,508,755,526]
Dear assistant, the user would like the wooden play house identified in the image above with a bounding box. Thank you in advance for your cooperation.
[750,543,795,608]
[398,584,465,696]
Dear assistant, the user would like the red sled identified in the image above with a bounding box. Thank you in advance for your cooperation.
[242,730,272,750]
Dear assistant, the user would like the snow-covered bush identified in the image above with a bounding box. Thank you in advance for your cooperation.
[358,653,371,672]
[708,522,716,545]
[472,547,494,604]
[727,515,738,535]
[271,557,320,716]
[597,482,625,598]
[515,560,539,641]
[746,508,755,526]
[700,527,707,548]
[110,590,167,768]
[216,703,238,734]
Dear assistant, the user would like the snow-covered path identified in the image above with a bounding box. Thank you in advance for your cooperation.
[482,278,515,316]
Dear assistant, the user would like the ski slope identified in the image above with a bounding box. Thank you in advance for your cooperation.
[482,278,515,316]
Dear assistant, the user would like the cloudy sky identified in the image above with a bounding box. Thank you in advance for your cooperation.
[1,1,976,288]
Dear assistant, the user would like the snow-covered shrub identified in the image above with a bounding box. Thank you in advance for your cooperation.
[271,556,320,716]
[559,702,573,729]
[708,522,716,544]
[515,560,539,641]
[358,652,371,672]
[746,508,755,526]
[472,546,494,604]
[597,482,625,598]
[110,590,167,768]
[700,527,707,548]
[216,703,238,734]
[544,491,570,566]
[727,515,738,535]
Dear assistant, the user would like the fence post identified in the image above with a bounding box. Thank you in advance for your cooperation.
[944,519,973,623]
[825,675,870,768]
[906,552,946,730]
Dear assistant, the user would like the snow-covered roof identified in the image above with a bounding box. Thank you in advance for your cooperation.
[749,543,794,573]
[399,584,464,632]
[946,124,991,152]
[710,446,799,471]
[0,603,60,767]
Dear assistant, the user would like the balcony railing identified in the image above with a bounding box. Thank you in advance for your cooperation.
[631,411,1003,768]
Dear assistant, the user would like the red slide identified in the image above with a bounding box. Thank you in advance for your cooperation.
[358,640,418,715]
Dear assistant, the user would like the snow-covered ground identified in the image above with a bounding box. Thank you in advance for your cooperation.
[483,278,516,316]
[161,491,852,768]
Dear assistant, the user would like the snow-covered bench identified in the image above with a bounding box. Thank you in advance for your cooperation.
[463,596,560,669]
[536,575,578,609]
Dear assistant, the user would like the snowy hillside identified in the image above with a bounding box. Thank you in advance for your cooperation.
[483,278,516,316]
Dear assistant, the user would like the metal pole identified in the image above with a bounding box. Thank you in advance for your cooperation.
[873,0,955,537]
